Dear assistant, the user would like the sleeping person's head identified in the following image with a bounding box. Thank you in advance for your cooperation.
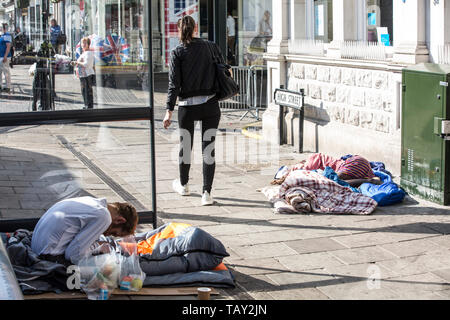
[104,202,139,237]
[336,155,375,180]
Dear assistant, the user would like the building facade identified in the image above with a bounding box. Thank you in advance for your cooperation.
[263,0,450,176]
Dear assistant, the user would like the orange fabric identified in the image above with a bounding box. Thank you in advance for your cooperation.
[136,223,192,255]
[213,263,228,271]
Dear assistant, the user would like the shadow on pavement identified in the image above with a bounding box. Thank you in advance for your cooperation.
[0,146,94,223]
[161,210,450,236]
[229,267,450,295]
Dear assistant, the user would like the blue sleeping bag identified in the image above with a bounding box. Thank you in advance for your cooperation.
[360,171,406,206]
[322,167,360,193]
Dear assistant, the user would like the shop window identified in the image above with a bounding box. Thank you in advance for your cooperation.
[288,0,332,56]
[314,0,332,43]
[366,0,393,45]
[236,0,273,66]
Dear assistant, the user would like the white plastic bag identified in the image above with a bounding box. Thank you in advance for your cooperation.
[28,63,36,77]
[77,246,121,300]
[117,236,146,292]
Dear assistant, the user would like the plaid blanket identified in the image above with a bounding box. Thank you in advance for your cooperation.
[262,170,377,215]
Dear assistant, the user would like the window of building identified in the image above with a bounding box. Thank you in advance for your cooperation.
[234,0,272,66]
[314,0,332,43]
[366,0,393,45]
[288,0,330,56]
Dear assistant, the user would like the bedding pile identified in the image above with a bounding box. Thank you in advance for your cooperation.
[262,169,378,215]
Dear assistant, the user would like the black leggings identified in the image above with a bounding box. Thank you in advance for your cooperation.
[80,75,94,109]
[178,99,221,193]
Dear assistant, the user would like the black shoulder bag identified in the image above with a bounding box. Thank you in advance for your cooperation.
[206,41,239,101]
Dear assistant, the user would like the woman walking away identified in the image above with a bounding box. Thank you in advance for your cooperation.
[163,15,223,206]
[71,37,95,109]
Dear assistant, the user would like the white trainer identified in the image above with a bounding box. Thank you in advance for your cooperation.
[201,191,214,206]
[172,179,190,196]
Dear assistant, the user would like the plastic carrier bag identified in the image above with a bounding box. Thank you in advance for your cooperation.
[117,236,146,292]
[77,245,121,300]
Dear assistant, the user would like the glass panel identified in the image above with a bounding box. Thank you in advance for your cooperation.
[367,0,393,45]
[314,0,332,43]
[0,122,153,224]
[235,0,273,66]
[3,0,152,111]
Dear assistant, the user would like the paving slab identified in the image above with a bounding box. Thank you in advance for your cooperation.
[378,251,450,277]
[267,287,330,300]
[266,269,341,291]
[316,280,400,300]
[277,252,344,272]
[232,242,298,260]
[380,237,444,258]
[323,262,398,280]
[285,237,348,254]
[431,268,450,283]
[428,235,450,249]
[330,228,434,249]
[381,273,450,298]
[329,246,398,265]
[226,257,290,276]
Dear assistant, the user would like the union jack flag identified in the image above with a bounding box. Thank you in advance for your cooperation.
[164,0,199,66]
[101,34,130,66]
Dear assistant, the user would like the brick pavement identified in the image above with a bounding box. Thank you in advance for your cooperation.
[1,65,450,300]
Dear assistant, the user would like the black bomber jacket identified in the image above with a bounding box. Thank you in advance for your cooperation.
[166,38,225,111]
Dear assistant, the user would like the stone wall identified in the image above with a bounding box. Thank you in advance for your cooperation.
[284,60,402,175]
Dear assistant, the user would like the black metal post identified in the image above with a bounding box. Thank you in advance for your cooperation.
[279,105,284,145]
[278,85,285,145]
[61,1,66,53]
[207,0,214,42]
[213,0,227,58]
[299,88,305,153]
[147,1,158,230]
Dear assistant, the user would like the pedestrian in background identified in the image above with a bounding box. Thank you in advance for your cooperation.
[0,23,12,93]
[163,15,223,206]
[226,11,236,65]
[49,19,62,53]
[71,37,95,109]
[13,26,28,52]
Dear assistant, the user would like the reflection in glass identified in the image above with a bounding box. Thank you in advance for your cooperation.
[236,0,273,66]
[1,0,151,113]
[0,121,152,220]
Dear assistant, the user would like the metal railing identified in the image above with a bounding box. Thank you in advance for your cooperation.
[219,65,267,121]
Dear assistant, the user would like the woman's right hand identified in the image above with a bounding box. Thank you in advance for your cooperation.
[163,110,173,129]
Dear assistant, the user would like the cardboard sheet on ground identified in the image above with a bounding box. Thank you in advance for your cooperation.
[24,287,219,300]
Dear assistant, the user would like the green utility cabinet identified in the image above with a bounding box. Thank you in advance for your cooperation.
[401,63,450,205]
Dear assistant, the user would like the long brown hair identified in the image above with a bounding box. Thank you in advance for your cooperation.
[177,15,196,45]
